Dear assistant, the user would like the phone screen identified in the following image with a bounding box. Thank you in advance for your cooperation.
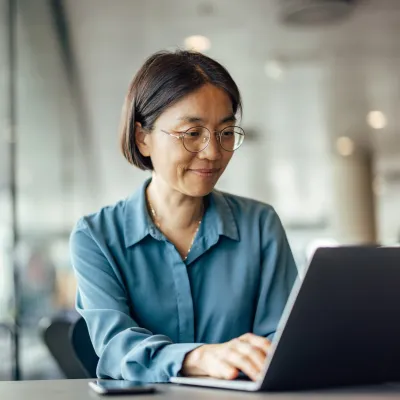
[89,380,156,395]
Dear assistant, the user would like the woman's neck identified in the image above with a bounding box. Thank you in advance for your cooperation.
[146,175,204,231]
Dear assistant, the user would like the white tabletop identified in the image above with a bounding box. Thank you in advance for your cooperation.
[1,379,400,400]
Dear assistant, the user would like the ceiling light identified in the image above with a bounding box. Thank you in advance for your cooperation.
[336,136,354,157]
[367,111,387,130]
[264,60,283,80]
[279,0,355,25]
[184,35,211,52]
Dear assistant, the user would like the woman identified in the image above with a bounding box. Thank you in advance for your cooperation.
[70,50,297,383]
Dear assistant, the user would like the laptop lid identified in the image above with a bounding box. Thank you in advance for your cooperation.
[260,246,400,391]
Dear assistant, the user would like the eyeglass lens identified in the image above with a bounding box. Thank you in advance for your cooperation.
[182,126,245,153]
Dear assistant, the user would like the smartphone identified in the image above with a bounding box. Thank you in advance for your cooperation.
[88,380,156,395]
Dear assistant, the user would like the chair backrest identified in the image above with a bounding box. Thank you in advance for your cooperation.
[69,317,99,378]
[0,322,14,380]
[40,317,87,379]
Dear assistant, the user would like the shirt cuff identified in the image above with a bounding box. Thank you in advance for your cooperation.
[266,332,275,342]
[159,342,205,380]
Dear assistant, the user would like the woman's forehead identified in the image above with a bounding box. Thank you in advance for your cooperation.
[159,85,234,124]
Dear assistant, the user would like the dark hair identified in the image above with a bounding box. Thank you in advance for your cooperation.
[119,50,242,170]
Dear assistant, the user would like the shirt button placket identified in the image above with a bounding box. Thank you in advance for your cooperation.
[168,244,195,343]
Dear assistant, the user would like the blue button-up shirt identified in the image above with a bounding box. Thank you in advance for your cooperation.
[70,179,297,382]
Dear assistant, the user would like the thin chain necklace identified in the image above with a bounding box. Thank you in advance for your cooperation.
[147,200,203,261]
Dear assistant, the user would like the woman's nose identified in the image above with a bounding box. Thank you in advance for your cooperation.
[199,132,222,160]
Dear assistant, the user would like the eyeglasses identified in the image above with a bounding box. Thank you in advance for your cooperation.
[160,126,245,153]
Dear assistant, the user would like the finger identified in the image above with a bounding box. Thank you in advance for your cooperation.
[239,333,271,355]
[230,339,266,371]
[210,359,239,380]
[223,348,260,381]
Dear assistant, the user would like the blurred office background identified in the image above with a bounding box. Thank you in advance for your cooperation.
[0,0,399,381]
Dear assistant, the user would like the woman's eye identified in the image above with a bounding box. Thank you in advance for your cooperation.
[222,131,234,137]
[185,131,201,138]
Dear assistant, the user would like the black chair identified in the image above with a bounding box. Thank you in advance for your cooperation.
[69,317,99,378]
[40,317,88,379]
[0,322,14,380]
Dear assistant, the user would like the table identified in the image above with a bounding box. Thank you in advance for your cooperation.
[1,379,400,400]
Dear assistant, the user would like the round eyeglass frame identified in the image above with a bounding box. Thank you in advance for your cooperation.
[160,125,246,153]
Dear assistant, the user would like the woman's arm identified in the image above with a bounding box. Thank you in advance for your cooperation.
[252,207,298,340]
[70,220,202,383]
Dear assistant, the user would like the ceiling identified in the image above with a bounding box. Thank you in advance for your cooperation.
[1,0,399,242]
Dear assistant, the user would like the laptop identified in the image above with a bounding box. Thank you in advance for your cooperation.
[171,246,400,391]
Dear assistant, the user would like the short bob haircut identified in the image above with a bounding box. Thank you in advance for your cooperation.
[119,50,242,170]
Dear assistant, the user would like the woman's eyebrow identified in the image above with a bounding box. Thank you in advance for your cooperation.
[220,114,236,124]
[177,116,204,124]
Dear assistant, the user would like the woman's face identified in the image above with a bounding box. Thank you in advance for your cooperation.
[140,84,236,197]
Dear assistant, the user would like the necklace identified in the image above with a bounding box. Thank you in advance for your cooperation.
[147,200,203,261]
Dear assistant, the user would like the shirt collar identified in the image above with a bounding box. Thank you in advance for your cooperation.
[205,189,239,242]
[123,178,239,248]
[123,178,153,248]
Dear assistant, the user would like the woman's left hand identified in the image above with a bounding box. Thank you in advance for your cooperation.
[181,333,271,381]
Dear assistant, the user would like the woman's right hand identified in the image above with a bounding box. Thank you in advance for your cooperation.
[181,333,271,381]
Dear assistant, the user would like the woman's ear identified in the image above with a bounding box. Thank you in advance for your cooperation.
[135,122,151,157]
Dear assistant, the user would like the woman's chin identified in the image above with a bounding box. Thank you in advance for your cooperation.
[184,181,218,197]
[177,171,222,197]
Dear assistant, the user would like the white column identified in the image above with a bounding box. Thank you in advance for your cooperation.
[331,150,377,244]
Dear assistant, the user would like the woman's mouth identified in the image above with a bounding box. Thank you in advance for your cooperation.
[189,168,221,178]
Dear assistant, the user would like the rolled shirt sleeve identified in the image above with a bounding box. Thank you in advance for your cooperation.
[70,219,203,382]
